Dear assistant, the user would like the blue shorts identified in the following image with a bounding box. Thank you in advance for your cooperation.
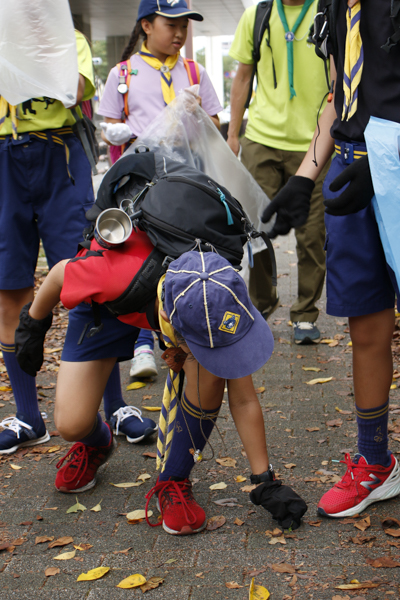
[323,145,397,317]
[0,132,94,290]
[61,302,140,362]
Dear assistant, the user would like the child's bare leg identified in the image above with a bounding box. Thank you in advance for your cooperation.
[55,357,117,441]
[227,375,270,475]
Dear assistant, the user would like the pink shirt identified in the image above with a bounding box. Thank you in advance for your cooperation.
[98,54,222,137]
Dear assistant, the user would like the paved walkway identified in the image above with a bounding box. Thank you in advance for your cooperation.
[1,232,400,600]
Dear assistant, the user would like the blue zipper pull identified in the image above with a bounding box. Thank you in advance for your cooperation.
[216,187,234,225]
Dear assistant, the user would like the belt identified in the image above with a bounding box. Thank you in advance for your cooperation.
[0,126,74,145]
[334,140,367,164]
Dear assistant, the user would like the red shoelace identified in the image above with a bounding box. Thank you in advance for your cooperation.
[56,443,91,484]
[145,479,198,528]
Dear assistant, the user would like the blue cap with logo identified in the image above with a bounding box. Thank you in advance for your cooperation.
[164,251,274,379]
[137,0,203,22]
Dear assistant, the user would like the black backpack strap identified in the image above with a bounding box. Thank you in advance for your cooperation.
[381,0,400,52]
[250,231,277,288]
[77,300,104,345]
[71,107,98,176]
[245,0,274,109]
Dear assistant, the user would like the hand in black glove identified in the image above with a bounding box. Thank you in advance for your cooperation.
[261,175,314,239]
[15,303,53,377]
[250,479,308,530]
[324,155,374,216]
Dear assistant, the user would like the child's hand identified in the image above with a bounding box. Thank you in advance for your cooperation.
[100,122,132,145]
[15,303,53,377]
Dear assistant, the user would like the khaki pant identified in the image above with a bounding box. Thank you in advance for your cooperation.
[241,137,329,323]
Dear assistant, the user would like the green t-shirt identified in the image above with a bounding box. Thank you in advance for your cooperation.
[1,30,95,135]
[229,2,328,152]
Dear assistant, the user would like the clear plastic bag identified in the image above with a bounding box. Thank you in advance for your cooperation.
[127,87,272,247]
[0,0,78,107]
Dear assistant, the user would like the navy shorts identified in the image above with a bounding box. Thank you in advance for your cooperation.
[61,302,140,363]
[0,133,94,290]
[323,146,397,317]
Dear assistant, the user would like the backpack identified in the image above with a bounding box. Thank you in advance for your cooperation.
[245,0,275,108]
[85,150,276,319]
[310,0,400,65]
[71,104,100,176]
[109,57,201,165]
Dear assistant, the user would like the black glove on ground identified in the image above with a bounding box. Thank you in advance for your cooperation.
[250,479,308,530]
[324,155,374,216]
[15,303,53,377]
[261,175,314,239]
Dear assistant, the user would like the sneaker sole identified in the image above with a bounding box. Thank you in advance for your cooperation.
[156,497,207,536]
[112,426,158,444]
[129,367,158,378]
[0,431,51,455]
[318,458,400,518]
[56,478,97,494]
[294,336,321,345]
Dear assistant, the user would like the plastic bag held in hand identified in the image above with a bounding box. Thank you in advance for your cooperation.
[15,303,53,378]
[100,122,132,146]
[250,479,307,530]
[324,155,374,216]
[261,176,314,238]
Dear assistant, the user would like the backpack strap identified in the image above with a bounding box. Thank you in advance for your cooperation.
[182,57,200,86]
[245,0,274,109]
[381,0,400,53]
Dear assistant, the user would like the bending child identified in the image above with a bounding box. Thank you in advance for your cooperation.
[15,231,307,535]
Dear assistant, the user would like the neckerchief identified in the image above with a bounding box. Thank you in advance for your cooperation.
[156,275,182,472]
[342,0,363,121]
[138,42,180,105]
[275,0,315,99]
[0,97,18,139]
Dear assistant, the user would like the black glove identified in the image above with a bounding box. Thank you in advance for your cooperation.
[250,479,308,530]
[261,176,314,239]
[324,155,374,216]
[15,303,53,377]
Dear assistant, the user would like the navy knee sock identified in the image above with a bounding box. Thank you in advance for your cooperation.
[0,341,42,430]
[103,363,126,420]
[159,394,220,482]
[356,399,391,466]
[79,413,111,447]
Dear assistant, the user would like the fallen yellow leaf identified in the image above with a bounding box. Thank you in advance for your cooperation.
[347,341,352,346]
[46,446,61,453]
[137,473,151,481]
[209,482,227,490]
[43,347,62,353]
[117,574,147,589]
[77,566,110,581]
[255,387,265,394]
[66,497,86,513]
[249,577,270,599]
[391,384,397,390]
[110,482,143,488]
[126,381,146,390]
[235,475,246,483]
[141,406,161,411]
[53,550,76,560]
[302,367,322,372]
[306,377,333,385]
[216,457,237,468]
[0,386,12,392]
[90,500,102,512]
[320,339,335,344]
[10,464,22,470]
[126,509,151,520]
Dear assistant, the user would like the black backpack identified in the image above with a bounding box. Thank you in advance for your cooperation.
[245,0,275,108]
[84,150,276,319]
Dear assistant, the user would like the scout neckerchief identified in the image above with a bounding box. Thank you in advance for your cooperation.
[0,97,18,139]
[342,0,363,121]
[138,42,180,105]
[275,0,315,99]
[156,275,187,472]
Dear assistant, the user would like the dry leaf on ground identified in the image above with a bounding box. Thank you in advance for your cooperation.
[382,517,400,537]
[142,406,161,411]
[35,536,54,545]
[10,464,22,470]
[142,452,157,458]
[234,518,244,526]
[66,497,86,514]
[249,577,270,599]
[126,509,151,520]
[302,367,321,372]
[209,482,227,490]
[53,550,76,560]
[137,473,151,481]
[90,501,102,512]
[350,535,375,545]
[241,484,257,493]
[126,382,146,391]
[74,544,93,551]
[326,419,343,427]
[255,387,265,393]
[77,567,110,581]
[235,475,246,483]
[306,427,320,432]
[48,537,73,548]
[140,576,164,592]
[306,377,333,385]
[271,563,296,574]
[45,567,60,577]
[216,457,237,468]
[268,536,286,545]
[366,556,400,568]
[336,582,379,590]
[206,515,226,531]
[117,574,147,588]
[354,516,370,531]
[110,482,143,488]
[226,581,243,589]
[284,463,296,469]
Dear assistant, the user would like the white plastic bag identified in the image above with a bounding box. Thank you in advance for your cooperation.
[128,87,272,246]
[0,0,78,107]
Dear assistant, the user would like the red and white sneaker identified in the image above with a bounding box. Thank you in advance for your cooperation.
[55,426,114,493]
[145,477,206,535]
[318,453,400,518]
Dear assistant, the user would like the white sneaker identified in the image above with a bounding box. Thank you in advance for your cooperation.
[129,349,158,378]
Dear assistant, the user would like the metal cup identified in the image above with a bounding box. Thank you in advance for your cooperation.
[94,208,132,249]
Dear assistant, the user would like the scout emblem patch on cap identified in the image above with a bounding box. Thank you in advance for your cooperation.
[164,251,274,379]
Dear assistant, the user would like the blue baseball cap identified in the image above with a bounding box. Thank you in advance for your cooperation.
[164,251,274,379]
[137,0,203,22]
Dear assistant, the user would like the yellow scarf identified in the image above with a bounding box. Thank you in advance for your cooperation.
[342,0,363,121]
[0,97,18,139]
[138,42,180,105]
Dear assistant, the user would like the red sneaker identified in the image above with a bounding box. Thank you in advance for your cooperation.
[55,426,114,493]
[318,453,400,518]
[145,477,206,535]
